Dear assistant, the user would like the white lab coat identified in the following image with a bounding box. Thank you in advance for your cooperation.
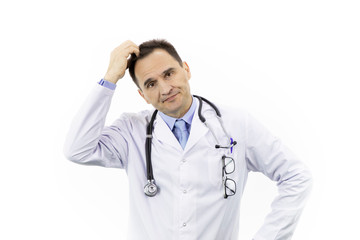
[64,84,312,240]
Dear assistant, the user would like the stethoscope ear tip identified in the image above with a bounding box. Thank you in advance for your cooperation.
[215,140,237,149]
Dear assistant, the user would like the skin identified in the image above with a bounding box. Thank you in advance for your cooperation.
[104,40,140,83]
[104,41,192,118]
[135,49,192,118]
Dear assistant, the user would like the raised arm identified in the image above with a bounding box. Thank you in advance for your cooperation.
[63,41,139,168]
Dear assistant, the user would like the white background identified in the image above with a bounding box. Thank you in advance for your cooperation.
[0,0,359,239]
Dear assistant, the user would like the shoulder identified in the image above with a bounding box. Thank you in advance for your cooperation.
[197,96,249,128]
[111,109,155,130]
[194,95,248,120]
[208,100,249,122]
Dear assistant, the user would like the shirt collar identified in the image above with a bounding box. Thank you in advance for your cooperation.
[159,96,197,130]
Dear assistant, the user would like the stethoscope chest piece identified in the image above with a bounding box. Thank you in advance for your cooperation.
[144,180,158,197]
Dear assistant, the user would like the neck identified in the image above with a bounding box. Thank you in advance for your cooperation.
[167,96,193,119]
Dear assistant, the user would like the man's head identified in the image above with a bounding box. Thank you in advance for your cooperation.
[128,39,183,87]
[128,39,192,118]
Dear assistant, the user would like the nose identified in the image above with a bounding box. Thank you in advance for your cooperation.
[158,79,172,95]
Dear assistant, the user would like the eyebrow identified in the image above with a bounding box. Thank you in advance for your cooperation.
[143,78,154,88]
[143,68,176,88]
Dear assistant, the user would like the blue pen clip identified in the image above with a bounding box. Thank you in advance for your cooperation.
[230,138,234,153]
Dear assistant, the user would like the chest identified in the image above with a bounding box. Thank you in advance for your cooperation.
[150,128,245,198]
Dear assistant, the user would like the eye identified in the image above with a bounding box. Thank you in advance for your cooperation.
[147,81,155,88]
[165,71,174,78]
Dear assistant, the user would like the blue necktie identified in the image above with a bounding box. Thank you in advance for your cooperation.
[173,119,189,149]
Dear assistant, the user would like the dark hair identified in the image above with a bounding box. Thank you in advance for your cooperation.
[128,39,183,88]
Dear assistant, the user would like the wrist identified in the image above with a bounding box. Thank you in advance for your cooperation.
[98,79,117,90]
[103,73,118,84]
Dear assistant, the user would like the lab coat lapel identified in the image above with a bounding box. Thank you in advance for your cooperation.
[152,98,211,152]
[184,103,209,152]
[153,113,182,150]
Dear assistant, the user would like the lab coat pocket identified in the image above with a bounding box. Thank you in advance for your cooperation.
[206,149,223,187]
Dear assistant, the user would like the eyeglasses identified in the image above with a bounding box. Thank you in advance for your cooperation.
[222,155,236,199]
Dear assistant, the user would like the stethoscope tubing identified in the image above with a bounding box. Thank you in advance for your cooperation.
[144,95,233,197]
[146,109,158,181]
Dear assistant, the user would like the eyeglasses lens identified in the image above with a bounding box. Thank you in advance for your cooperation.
[223,157,235,174]
[225,178,236,196]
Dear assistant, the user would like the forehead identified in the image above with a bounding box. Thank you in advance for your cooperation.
[134,49,181,83]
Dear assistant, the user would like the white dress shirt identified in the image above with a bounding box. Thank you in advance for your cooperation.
[64,84,312,240]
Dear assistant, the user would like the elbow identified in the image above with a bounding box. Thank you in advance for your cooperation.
[292,167,313,199]
[279,165,313,196]
[293,166,313,192]
[303,167,313,193]
[299,165,313,188]
[63,142,104,167]
[297,168,313,207]
[63,143,83,163]
[63,147,76,163]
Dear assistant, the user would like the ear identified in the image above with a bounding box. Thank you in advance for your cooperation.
[183,61,191,79]
[138,89,150,104]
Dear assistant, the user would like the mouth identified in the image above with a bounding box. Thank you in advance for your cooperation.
[162,93,179,103]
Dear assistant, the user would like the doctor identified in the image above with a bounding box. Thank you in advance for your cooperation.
[64,39,312,240]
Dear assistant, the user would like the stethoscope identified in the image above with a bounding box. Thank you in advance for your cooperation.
[144,95,237,197]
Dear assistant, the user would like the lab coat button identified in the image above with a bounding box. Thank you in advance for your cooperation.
[183,189,187,194]
[183,222,187,227]
[181,158,187,163]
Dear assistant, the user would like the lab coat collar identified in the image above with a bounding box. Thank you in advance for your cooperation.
[158,96,197,130]
[153,113,181,151]
[184,100,210,152]
[153,97,209,152]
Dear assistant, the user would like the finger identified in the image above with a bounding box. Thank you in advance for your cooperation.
[126,52,138,69]
[125,46,139,61]
[129,46,140,56]
[113,40,136,54]
[123,40,138,50]
[124,40,137,47]
[126,58,132,69]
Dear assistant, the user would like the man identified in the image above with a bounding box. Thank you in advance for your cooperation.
[64,39,312,239]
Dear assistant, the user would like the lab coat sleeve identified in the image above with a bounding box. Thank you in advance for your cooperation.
[245,113,312,240]
[63,84,128,168]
